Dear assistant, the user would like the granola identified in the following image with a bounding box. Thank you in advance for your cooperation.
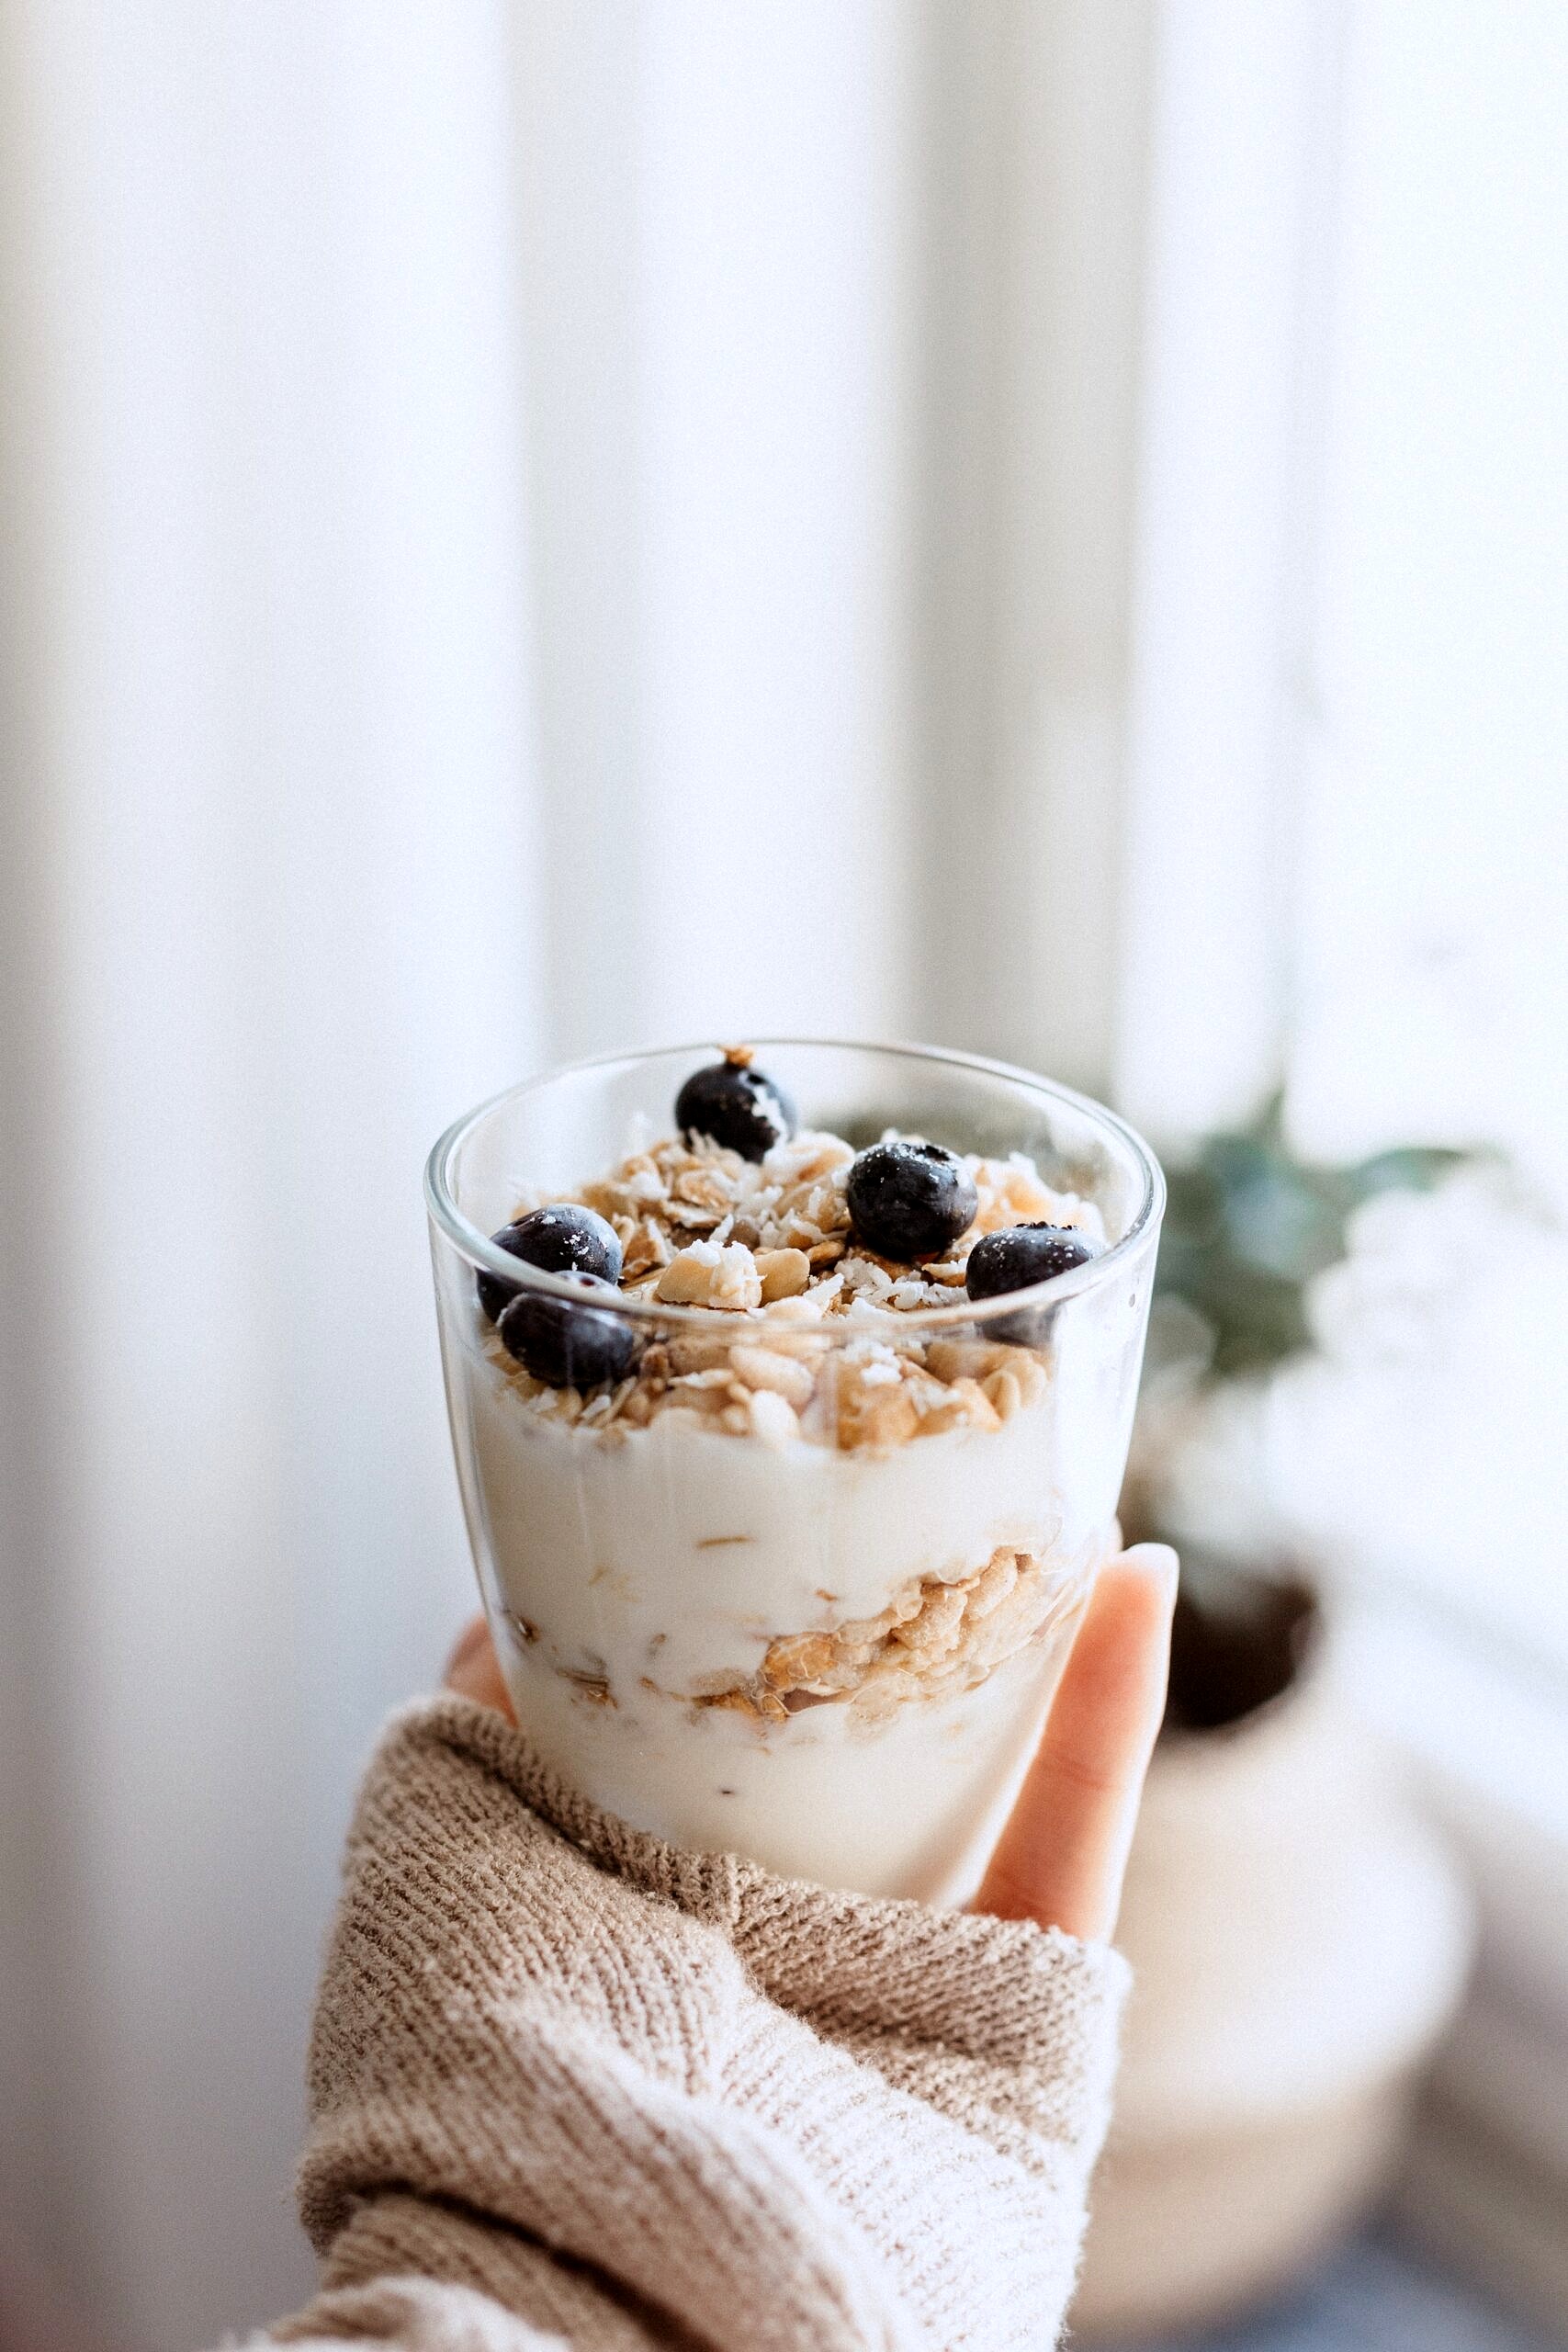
[481,1125,1100,1452]
[663,1544,1074,1724]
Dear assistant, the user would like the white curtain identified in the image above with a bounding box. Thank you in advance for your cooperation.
[1,6,539,2338]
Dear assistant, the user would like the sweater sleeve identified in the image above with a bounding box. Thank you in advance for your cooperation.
[254,1696,1127,2352]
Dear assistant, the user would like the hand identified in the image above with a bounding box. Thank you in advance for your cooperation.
[445,1542,1177,1945]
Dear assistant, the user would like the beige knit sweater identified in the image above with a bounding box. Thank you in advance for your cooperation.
[257,1695,1128,2352]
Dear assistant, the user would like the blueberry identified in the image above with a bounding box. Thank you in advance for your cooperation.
[845,1140,978,1261]
[675,1053,796,1163]
[476,1204,623,1324]
[497,1271,641,1390]
[965,1222,1100,1342]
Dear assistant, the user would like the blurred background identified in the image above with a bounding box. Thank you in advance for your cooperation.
[1,3,1563,2347]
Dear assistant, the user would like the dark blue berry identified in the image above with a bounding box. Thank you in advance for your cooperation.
[497,1271,641,1390]
[965,1222,1100,1342]
[476,1204,622,1324]
[845,1140,978,1261]
[675,1054,796,1163]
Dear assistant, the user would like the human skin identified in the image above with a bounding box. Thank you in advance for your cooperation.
[446,1541,1179,1944]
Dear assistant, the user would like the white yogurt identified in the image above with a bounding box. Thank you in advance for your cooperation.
[446,1310,1105,1900]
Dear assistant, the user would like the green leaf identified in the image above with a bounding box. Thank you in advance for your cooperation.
[1150,1108,1483,1380]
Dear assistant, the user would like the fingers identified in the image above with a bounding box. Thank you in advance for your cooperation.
[444,1616,517,1720]
[974,1544,1178,1944]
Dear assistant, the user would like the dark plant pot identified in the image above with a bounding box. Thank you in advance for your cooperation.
[1163,1549,1319,1737]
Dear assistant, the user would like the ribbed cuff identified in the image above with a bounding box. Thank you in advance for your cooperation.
[384,1695,1128,2071]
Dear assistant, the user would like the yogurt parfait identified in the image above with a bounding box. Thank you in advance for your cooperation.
[426,1041,1163,1901]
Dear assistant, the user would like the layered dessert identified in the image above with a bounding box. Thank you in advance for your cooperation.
[440,1047,1142,1901]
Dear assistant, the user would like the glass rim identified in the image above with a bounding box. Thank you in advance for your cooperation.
[424,1035,1166,1333]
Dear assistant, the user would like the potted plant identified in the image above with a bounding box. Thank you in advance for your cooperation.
[1072,1104,1478,2340]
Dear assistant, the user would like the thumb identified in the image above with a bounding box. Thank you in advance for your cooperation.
[974,1544,1178,1942]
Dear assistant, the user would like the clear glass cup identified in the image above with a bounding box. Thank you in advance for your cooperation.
[426,1040,1163,1902]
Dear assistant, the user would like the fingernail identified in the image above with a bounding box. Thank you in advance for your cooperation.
[1122,1541,1180,1598]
